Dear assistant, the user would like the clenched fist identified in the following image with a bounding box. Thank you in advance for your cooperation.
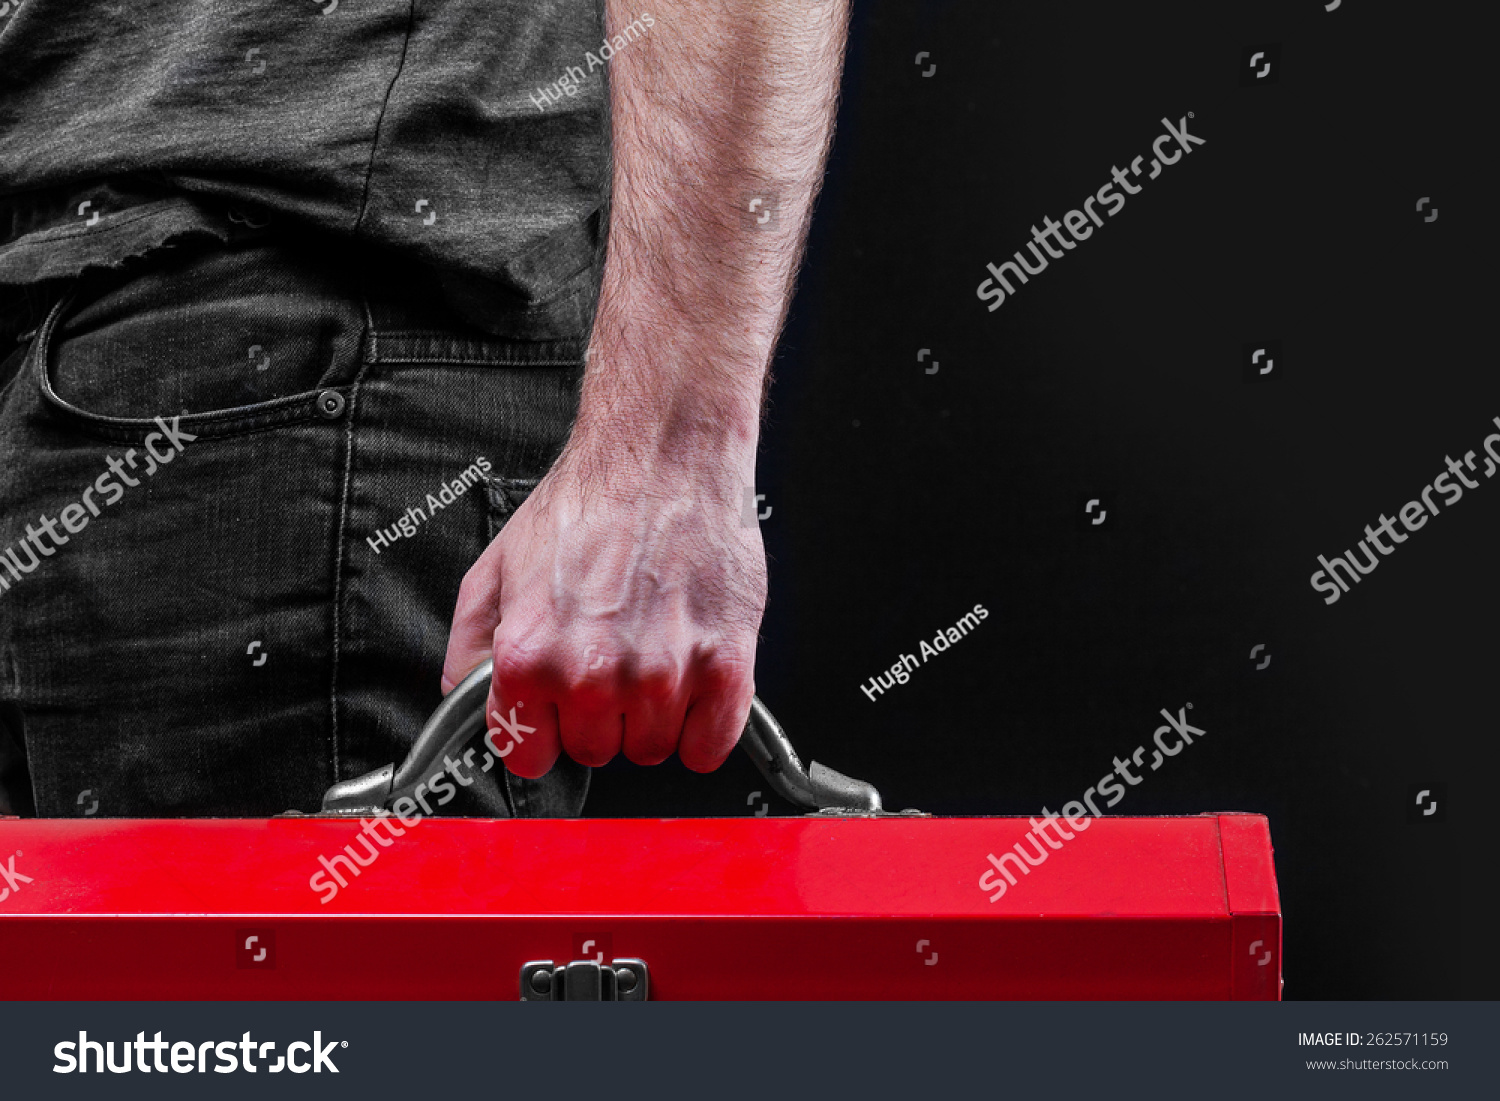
[442,441,767,778]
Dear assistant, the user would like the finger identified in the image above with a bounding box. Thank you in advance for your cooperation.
[485,676,561,781]
[618,658,688,765]
[558,702,624,769]
[441,545,504,694]
[678,685,753,773]
[621,694,687,766]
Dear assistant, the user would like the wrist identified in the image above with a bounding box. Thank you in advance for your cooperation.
[565,405,758,485]
[571,350,764,462]
[551,392,757,515]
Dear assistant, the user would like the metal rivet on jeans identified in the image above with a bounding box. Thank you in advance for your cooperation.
[316,390,346,419]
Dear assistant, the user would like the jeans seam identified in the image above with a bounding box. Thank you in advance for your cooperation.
[364,331,588,367]
[503,768,524,817]
[325,293,378,787]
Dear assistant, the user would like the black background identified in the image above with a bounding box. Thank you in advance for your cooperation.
[585,0,1500,1000]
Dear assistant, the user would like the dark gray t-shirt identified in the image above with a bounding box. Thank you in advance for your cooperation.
[0,0,613,339]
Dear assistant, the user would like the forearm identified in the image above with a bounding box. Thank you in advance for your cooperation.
[572,0,851,480]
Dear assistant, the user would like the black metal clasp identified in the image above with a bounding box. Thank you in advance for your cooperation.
[520,959,650,1001]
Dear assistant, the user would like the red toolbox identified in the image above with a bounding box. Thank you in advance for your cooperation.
[0,812,1281,1000]
[0,664,1281,1000]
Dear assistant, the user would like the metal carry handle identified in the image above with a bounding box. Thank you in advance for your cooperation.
[320,658,884,815]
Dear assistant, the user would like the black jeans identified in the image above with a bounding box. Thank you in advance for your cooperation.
[0,232,591,817]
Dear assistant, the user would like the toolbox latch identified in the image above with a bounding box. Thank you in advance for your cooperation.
[520,958,649,1001]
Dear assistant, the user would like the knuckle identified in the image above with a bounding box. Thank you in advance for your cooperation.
[625,657,681,701]
[563,664,616,710]
[490,646,531,686]
[693,645,755,697]
[493,633,566,695]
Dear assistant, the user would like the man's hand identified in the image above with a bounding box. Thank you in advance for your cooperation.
[442,0,849,776]
[442,438,766,778]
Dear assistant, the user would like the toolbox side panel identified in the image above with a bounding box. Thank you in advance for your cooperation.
[0,915,1231,1000]
[1217,815,1283,1001]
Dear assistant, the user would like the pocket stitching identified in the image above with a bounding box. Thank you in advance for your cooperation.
[31,280,343,443]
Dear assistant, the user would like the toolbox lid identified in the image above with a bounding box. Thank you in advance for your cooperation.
[0,813,1276,920]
